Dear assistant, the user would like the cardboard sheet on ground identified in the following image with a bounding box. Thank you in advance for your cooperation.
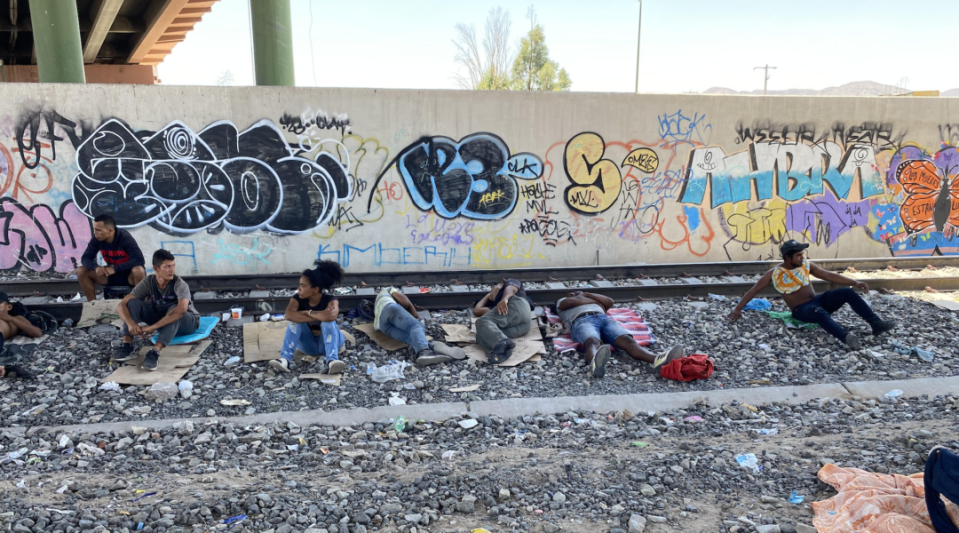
[8,334,48,346]
[101,340,211,385]
[463,321,546,367]
[929,300,959,311]
[352,323,408,351]
[77,299,124,328]
[450,383,481,392]
[300,373,342,386]
[441,324,475,344]
[243,321,353,362]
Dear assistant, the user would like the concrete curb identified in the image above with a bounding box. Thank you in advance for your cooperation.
[8,377,958,438]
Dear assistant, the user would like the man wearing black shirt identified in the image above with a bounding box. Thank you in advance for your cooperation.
[473,279,534,364]
[78,214,146,301]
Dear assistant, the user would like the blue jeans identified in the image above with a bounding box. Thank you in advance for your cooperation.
[570,313,630,345]
[791,288,879,341]
[279,321,344,364]
[376,303,429,353]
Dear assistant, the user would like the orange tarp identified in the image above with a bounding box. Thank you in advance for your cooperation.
[812,464,959,533]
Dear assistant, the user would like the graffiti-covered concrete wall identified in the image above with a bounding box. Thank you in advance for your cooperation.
[2,84,957,275]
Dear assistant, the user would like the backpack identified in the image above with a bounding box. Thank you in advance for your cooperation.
[925,447,959,533]
[659,353,715,382]
[10,301,58,335]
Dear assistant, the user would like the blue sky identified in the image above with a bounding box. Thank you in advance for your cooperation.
[158,0,959,93]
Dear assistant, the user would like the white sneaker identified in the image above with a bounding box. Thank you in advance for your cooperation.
[269,359,291,373]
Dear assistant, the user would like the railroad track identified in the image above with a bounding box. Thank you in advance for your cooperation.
[5,257,959,322]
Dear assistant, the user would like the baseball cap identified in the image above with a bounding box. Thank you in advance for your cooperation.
[780,240,810,256]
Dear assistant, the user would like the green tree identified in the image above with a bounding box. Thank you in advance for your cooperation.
[511,24,572,92]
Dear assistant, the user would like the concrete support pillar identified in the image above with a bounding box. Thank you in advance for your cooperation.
[250,0,295,86]
[29,0,86,83]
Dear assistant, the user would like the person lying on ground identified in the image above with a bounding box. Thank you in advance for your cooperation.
[375,287,465,366]
[77,214,146,302]
[270,260,349,375]
[556,291,683,378]
[473,279,534,364]
[114,249,200,370]
[0,291,41,380]
[727,239,896,349]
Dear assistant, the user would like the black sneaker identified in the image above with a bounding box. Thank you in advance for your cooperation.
[870,319,896,337]
[415,349,452,367]
[5,364,35,380]
[141,349,159,371]
[488,339,515,365]
[113,343,137,362]
[322,360,346,375]
[591,345,611,378]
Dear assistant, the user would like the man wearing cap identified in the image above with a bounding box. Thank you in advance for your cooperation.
[0,291,41,379]
[727,240,896,349]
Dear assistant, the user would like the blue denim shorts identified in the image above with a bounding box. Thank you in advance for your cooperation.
[570,313,630,345]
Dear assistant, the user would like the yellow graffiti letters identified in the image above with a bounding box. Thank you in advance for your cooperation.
[563,132,622,214]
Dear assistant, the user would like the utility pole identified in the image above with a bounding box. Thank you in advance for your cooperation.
[634,0,643,93]
[754,64,776,95]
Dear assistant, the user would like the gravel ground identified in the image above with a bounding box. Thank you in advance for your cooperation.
[1,290,957,427]
[0,393,957,533]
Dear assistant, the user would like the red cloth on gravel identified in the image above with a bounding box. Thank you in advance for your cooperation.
[659,353,714,381]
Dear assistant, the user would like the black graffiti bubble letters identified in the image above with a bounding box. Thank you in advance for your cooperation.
[461,137,513,217]
[72,118,350,235]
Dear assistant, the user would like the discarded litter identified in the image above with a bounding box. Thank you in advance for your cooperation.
[735,453,762,473]
[220,399,252,406]
[98,382,121,392]
[683,416,703,423]
[178,381,193,391]
[223,514,247,526]
[890,341,911,355]
[458,419,479,429]
[394,415,407,432]
[630,442,649,448]
[708,293,727,301]
[224,356,241,367]
[1,448,28,464]
[869,350,885,359]
[388,397,407,406]
[789,490,805,504]
[472,529,492,533]
[885,389,904,399]
[15,479,25,488]
[442,450,457,460]
[753,428,779,436]
[258,313,270,322]
[742,298,772,311]
[130,491,157,503]
[370,362,409,383]
[911,347,935,363]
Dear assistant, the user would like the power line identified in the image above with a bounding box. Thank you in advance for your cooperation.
[753,64,777,95]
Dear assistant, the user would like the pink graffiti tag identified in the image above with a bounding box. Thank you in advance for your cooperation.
[0,199,92,272]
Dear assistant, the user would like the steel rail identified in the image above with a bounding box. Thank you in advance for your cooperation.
[3,256,959,297]
[25,276,959,322]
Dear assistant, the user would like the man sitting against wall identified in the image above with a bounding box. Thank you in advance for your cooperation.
[77,214,146,302]
[114,250,199,371]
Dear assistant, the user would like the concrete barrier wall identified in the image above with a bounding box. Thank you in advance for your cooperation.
[2,84,957,275]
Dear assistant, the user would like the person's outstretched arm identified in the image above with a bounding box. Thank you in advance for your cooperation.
[809,263,869,291]
[727,270,773,321]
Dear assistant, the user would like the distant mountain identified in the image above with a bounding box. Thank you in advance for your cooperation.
[703,80,959,96]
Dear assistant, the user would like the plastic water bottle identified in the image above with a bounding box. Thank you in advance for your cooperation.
[395,415,407,432]
[370,362,408,383]
[224,356,241,367]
